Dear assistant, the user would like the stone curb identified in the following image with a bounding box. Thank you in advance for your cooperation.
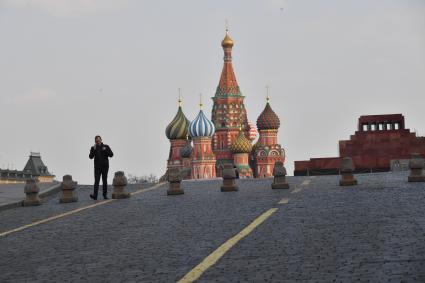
[38,183,62,198]
[0,182,62,213]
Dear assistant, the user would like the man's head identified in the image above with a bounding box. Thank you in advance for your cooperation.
[95,135,102,145]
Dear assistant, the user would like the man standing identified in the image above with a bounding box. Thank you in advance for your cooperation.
[89,135,113,200]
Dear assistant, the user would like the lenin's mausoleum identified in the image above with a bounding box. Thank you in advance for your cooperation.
[295,114,425,175]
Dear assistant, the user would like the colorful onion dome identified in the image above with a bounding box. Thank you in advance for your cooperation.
[180,142,193,158]
[189,109,215,138]
[256,100,280,130]
[230,130,253,154]
[247,122,258,141]
[221,29,234,48]
[165,104,190,140]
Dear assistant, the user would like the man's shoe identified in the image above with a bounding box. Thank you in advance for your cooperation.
[103,195,109,200]
[90,194,97,200]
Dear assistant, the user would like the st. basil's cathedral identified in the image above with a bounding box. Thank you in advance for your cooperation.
[165,30,286,179]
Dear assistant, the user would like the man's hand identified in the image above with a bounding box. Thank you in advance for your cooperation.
[89,145,96,159]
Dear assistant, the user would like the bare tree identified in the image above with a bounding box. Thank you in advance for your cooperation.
[127,173,158,184]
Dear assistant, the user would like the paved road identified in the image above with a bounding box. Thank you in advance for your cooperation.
[0,182,58,206]
[0,172,424,282]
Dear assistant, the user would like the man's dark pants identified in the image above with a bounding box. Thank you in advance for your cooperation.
[94,166,109,197]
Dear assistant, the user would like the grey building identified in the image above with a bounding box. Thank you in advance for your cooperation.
[0,152,54,184]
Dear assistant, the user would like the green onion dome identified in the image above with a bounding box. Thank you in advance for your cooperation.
[165,105,190,140]
[230,130,252,154]
[256,101,280,130]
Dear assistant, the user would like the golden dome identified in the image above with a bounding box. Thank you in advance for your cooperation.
[230,130,252,154]
[221,29,234,48]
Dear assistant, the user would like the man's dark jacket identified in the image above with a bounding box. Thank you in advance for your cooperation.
[89,143,113,168]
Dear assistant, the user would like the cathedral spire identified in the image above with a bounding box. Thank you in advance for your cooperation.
[211,28,249,176]
[216,28,240,97]
[178,88,182,106]
[199,93,203,110]
[266,85,270,103]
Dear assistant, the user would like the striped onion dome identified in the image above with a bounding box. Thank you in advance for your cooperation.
[230,130,253,154]
[247,122,258,141]
[165,105,190,140]
[256,101,280,130]
[189,110,215,138]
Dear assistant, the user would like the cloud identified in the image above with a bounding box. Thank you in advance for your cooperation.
[2,0,129,17]
[7,88,58,104]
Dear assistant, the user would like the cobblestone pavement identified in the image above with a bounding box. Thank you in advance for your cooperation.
[0,182,58,206]
[0,183,154,233]
[0,173,424,282]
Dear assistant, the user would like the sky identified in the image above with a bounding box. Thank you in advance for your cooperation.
[0,0,424,184]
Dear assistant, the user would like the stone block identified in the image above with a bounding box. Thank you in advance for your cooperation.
[167,167,184,195]
[23,179,41,206]
[339,157,358,186]
[60,175,78,203]
[272,161,289,189]
[340,157,355,173]
[221,164,238,192]
[339,173,358,186]
[408,153,425,182]
[112,171,131,199]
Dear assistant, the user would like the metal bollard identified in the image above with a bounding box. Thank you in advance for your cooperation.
[167,167,184,195]
[23,179,41,206]
[339,157,358,186]
[271,161,289,189]
[112,171,131,199]
[221,164,238,192]
[408,153,425,182]
[60,175,78,203]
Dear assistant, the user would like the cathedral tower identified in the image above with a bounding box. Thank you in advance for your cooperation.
[230,128,253,178]
[211,29,249,176]
[190,101,217,179]
[254,97,286,178]
[165,99,190,172]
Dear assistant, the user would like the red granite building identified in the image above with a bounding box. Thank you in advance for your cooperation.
[294,114,425,175]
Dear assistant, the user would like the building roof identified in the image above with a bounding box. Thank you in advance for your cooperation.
[221,29,234,48]
[230,130,253,154]
[189,109,215,138]
[23,152,54,176]
[215,29,242,97]
[165,104,190,140]
[257,101,281,130]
